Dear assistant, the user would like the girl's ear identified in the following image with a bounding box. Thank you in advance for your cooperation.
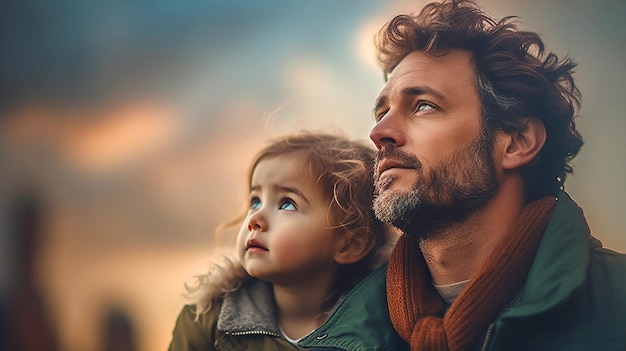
[334,231,376,265]
[498,117,547,170]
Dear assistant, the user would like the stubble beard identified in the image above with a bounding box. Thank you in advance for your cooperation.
[372,132,497,238]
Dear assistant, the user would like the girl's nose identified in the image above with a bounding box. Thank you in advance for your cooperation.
[247,212,267,232]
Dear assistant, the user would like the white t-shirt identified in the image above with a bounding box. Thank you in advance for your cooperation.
[434,279,470,306]
[280,295,345,345]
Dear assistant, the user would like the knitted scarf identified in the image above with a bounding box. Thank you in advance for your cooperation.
[387,196,556,351]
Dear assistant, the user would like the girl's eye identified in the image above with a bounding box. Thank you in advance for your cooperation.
[250,197,261,210]
[279,198,297,211]
[416,101,436,112]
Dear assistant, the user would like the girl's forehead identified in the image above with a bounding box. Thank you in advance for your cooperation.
[255,152,306,171]
[251,153,316,184]
[250,153,332,204]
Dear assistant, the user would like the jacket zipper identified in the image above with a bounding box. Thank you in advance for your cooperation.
[227,330,282,338]
[480,323,495,351]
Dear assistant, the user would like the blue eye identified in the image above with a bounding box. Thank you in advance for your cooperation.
[416,101,435,112]
[279,198,297,211]
[250,197,261,210]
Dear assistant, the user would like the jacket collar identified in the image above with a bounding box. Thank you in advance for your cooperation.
[216,264,406,350]
[299,264,407,351]
[217,278,281,336]
[501,190,594,320]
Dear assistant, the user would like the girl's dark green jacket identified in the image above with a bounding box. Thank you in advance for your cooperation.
[168,261,407,351]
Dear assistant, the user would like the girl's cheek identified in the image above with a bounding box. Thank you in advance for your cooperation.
[235,224,248,252]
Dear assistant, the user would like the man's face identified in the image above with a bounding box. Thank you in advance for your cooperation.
[369,50,497,236]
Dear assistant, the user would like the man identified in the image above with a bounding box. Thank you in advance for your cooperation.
[370,1,626,350]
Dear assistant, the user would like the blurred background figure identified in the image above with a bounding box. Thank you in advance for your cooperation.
[1,1,624,350]
[4,193,59,351]
[101,306,137,351]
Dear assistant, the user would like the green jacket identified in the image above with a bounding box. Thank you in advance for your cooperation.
[170,191,625,350]
[480,191,626,350]
[300,190,626,350]
[168,263,408,351]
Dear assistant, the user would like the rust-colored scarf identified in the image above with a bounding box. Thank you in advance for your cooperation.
[387,196,556,351]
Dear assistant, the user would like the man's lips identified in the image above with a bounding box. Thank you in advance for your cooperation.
[246,239,268,251]
[377,158,413,178]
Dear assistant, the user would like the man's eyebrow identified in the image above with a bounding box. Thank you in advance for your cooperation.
[401,86,446,101]
[373,96,388,116]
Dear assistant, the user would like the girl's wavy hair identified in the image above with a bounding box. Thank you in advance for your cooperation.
[184,131,392,320]
[376,0,583,200]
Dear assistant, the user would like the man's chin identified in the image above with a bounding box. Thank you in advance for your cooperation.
[377,174,418,193]
[373,188,421,226]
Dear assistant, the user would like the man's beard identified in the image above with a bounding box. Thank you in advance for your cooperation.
[372,131,497,238]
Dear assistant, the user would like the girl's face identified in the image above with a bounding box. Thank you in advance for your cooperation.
[236,153,346,286]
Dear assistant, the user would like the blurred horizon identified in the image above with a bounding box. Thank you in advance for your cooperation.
[1,1,625,350]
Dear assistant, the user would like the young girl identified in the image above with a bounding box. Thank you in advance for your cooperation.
[168,132,403,351]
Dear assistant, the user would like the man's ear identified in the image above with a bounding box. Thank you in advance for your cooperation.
[500,117,547,170]
[334,231,376,265]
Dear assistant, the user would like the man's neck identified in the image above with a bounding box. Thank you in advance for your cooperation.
[418,187,524,285]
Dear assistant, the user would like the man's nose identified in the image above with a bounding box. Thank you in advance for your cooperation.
[369,112,405,150]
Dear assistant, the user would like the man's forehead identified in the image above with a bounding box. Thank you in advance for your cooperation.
[380,50,477,93]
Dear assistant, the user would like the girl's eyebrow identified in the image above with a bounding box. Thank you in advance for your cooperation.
[275,185,310,204]
[249,184,310,205]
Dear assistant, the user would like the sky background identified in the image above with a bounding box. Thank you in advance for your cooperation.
[1,1,625,350]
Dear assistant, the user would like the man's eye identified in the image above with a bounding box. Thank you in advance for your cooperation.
[374,109,388,122]
[416,101,435,112]
[279,198,297,211]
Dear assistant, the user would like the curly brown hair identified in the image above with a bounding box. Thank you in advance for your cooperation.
[376,0,583,200]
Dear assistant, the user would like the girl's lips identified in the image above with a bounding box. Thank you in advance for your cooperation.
[246,239,268,251]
